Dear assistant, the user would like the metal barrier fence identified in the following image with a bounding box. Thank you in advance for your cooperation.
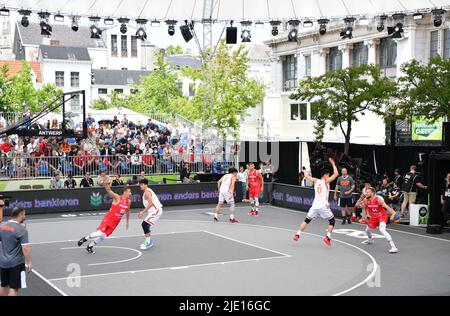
[0,153,237,180]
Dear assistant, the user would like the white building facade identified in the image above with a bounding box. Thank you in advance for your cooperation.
[241,13,450,145]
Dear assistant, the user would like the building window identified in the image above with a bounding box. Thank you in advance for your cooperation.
[70,72,80,88]
[114,89,124,94]
[290,103,308,121]
[444,29,450,59]
[111,35,118,57]
[304,55,311,76]
[352,42,368,67]
[55,71,64,87]
[327,47,342,72]
[121,35,128,57]
[430,31,439,58]
[310,102,320,121]
[283,55,298,91]
[131,36,138,57]
[98,88,108,95]
[380,38,397,68]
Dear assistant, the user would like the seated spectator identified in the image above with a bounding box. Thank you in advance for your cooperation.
[50,173,64,189]
[80,172,94,188]
[97,171,110,186]
[127,175,139,186]
[64,174,77,189]
[112,174,124,187]
[388,182,402,211]
[139,171,147,182]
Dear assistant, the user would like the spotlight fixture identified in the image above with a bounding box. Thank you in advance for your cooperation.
[318,18,329,35]
[18,10,31,28]
[377,15,388,32]
[432,9,446,27]
[288,20,300,42]
[180,20,194,43]
[104,18,114,26]
[151,20,161,27]
[0,7,10,17]
[136,19,148,41]
[38,12,52,36]
[226,21,238,44]
[241,21,252,43]
[54,14,65,22]
[388,14,405,38]
[413,12,424,20]
[270,21,281,36]
[166,20,177,36]
[89,17,102,38]
[118,18,130,34]
[71,16,80,32]
[340,17,355,39]
[303,20,314,28]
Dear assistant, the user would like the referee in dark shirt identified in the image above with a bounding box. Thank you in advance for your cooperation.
[0,207,32,296]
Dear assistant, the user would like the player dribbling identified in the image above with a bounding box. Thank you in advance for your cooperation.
[361,187,399,254]
[294,158,339,246]
[214,168,239,223]
[78,179,131,254]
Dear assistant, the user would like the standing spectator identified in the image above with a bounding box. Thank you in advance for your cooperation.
[86,113,96,128]
[80,172,94,188]
[261,160,274,183]
[441,173,450,224]
[0,207,32,297]
[237,167,248,199]
[334,168,356,225]
[401,165,428,218]
[50,173,64,189]
[127,175,139,186]
[64,174,77,189]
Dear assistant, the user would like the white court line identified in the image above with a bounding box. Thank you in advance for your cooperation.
[203,230,292,258]
[60,246,142,266]
[158,219,378,297]
[32,269,68,297]
[28,230,203,246]
[269,205,450,244]
[47,255,289,282]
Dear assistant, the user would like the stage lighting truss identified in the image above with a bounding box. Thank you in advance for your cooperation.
[241,21,252,42]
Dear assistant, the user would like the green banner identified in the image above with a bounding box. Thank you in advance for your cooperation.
[411,118,444,142]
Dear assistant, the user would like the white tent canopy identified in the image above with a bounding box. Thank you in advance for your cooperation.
[3,0,450,22]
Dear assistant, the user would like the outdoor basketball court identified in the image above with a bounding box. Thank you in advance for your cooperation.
[20,204,450,296]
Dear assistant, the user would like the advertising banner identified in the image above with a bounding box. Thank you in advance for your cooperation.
[2,183,244,216]
[411,118,444,142]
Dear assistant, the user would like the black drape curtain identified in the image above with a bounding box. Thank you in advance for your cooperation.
[428,152,450,227]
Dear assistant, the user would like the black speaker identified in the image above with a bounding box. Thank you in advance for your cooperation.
[443,122,450,151]
[180,24,193,43]
[226,27,238,44]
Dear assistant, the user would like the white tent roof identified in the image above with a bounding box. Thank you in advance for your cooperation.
[3,0,450,22]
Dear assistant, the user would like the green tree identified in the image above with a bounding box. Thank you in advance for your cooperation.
[184,43,265,137]
[165,45,191,56]
[396,56,450,121]
[0,61,61,113]
[91,91,132,110]
[291,64,397,155]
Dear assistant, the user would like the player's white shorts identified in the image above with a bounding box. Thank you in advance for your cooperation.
[144,207,163,226]
[306,207,334,220]
[218,191,234,204]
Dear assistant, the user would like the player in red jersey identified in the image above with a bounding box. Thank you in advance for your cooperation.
[78,178,132,254]
[361,187,399,254]
[247,163,264,217]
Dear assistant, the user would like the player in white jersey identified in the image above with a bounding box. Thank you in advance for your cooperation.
[294,158,339,246]
[214,168,239,223]
[138,179,163,250]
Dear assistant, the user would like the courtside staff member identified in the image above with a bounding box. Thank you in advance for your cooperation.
[0,207,32,296]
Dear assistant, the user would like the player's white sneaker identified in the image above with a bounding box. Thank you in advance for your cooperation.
[389,247,399,254]
[362,239,375,245]
[140,240,154,251]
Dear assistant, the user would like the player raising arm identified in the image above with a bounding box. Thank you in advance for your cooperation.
[294,158,339,246]
[78,179,131,254]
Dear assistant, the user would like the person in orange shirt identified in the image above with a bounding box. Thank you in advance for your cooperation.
[60,139,71,154]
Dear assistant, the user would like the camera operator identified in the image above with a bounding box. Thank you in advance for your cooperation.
[442,173,450,225]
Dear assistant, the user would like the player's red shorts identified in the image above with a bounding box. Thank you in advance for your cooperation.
[249,188,261,199]
[97,217,120,237]
[368,214,388,229]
